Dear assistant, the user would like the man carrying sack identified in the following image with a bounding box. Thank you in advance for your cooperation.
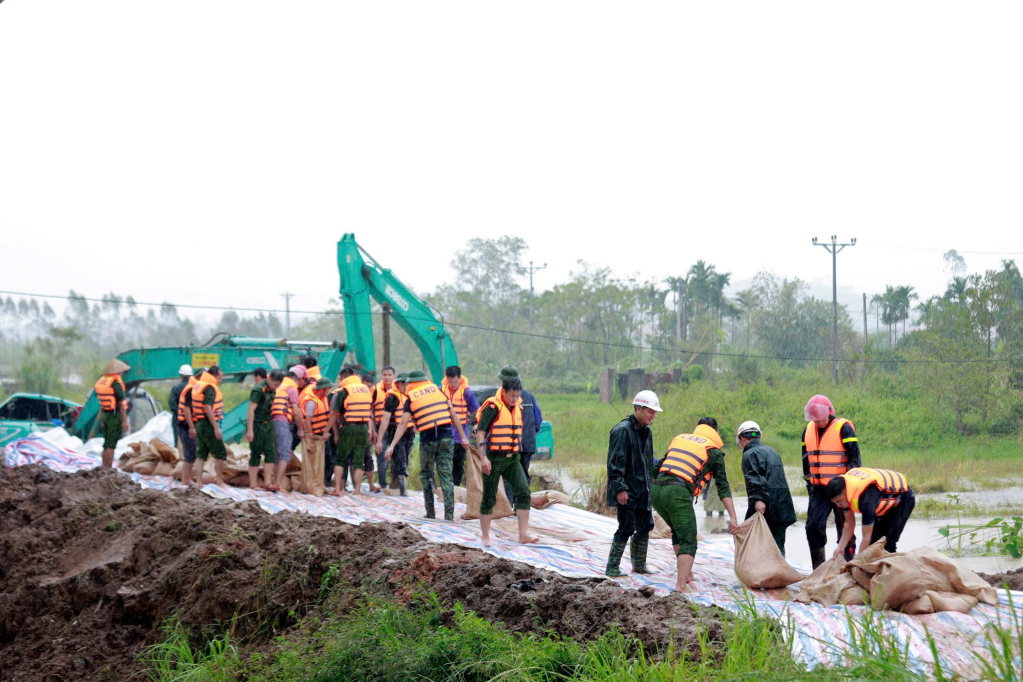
[298,376,332,497]
[737,421,796,555]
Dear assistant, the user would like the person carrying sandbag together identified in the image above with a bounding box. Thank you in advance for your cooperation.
[651,417,740,592]
[94,358,131,468]
[191,366,228,487]
[473,373,538,545]
[246,369,282,490]
[827,467,916,557]
[802,394,861,568]
[604,390,662,578]
[737,421,796,556]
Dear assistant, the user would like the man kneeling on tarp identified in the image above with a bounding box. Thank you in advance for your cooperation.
[827,467,917,558]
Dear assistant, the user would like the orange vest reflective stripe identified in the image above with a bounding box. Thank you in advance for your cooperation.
[406,381,452,431]
[373,381,394,424]
[94,374,126,412]
[339,375,372,424]
[659,424,724,496]
[177,376,199,422]
[384,386,405,426]
[191,372,224,421]
[272,377,299,421]
[842,468,909,518]
[301,392,330,436]
[442,377,470,425]
[805,418,854,486]
[476,389,522,452]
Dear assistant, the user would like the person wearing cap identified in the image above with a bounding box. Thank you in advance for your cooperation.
[360,372,380,492]
[442,365,479,487]
[269,365,308,492]
[651,417,740,592]
[497,366,542,502]
[246,369,283,489]
[177,366,205,485]
[191,365,228,486]
[737,421,796,555]
[376,370,411,495]
[802,394,861,568]
[604,390,661,577]
[326,366,376,495]
[94,358,131,468]
[302,376,335,439]
[386,369,468,519]
[167,364,193,447]
[372,366,398,486]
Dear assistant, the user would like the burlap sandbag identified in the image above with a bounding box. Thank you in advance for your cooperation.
[150,438,179,463]
[299,435,326,497]
[461,445,513,520]
[530,490,570,509]
[650,512,673,539]
[152,462,175,477]
[854,545,999,611]
[733,513,805,589]
[171,460,184,479]
[133,459,157,475]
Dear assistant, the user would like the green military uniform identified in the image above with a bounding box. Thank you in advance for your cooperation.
[331,388,369,470]
[248,380,277,467]
[476,402,531,515]
[100,380,126,449]
[651,448,731,557]
[196,385,228,461]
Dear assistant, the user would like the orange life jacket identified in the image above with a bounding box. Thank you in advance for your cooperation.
[373,380,394,424]
[94,374,126,412]
[405,380,452,431]
[442,376,470,426]
[659,424,724,496]
[272,376,299,421]
[191,372,224,421]
[307,366,321,381]
[476,389,522,452]
[841,468,909,518]
[805,418,855,486]
[177,376,199,422]
[301,391,330,436]
[339,375,372,424]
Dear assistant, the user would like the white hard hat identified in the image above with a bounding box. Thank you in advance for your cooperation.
[736,420,761,445]
[178,364,194,376]
[632,390,663,412]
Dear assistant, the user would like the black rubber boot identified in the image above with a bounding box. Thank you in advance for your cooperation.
[605,540,627,577]
[810,547,827,570]
[423,486,435,519]
[398,476,407,497]
[630,537,655,574]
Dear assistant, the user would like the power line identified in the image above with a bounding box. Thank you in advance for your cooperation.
[859,241,1023,256]
[0,288,1015,365]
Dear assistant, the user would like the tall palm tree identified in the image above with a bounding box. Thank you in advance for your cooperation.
[664,275,689,342]
[894,285,918,336]
[687,260,717,316]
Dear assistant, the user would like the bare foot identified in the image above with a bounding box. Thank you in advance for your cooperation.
[518,534,540,544]
[215,479,226,487]
[481,535,491,546]
[327,489,341,497]
[369,484,381,493]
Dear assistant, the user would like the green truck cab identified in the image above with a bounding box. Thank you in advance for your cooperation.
[0,393,82,450]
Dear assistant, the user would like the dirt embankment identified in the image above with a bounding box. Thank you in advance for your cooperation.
[0,466,721,682]
[980,567,1023,592]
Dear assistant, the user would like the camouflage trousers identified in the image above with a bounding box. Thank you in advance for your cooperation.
[419,437,454,520]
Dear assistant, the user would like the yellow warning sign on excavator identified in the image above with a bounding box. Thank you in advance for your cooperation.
[191,353,220,369]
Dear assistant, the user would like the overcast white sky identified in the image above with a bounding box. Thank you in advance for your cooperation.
[2,1,1021,325]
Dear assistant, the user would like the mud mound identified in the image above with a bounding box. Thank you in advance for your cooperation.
[980,567,1023,591]
[0,466,722,682]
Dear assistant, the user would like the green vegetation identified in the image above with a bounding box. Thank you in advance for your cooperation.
[140,591,1023,682]
[940,516,1023,558]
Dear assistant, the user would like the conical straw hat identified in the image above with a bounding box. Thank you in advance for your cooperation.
[103,358,130,375]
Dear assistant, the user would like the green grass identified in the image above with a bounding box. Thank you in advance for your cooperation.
[544,379,1023,494]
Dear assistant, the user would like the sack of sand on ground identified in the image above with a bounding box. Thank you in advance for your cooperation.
[299,436,326,497]
[733,513,805,589]
[119,439,180,477]
[462,445,513,520]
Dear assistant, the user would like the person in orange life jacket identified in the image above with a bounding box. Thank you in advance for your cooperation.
[497,366,541,502]
[359,372,380,492]
[442,365,480,487]
[246,368,280,490]
[302,377,334,446]
[475,375,538,545]
[386,369,469,520]
[650,416,740,591]
[326,366,377,495]
[301,355,321,382]
[827,468,915,557]
[802,394,861,568]
[372,366,398,487]
[177,367,206,485]
[167,364,193,447]
[376,371,412,495]
[94,358,131,468]
[190,366,228,486]
[268,366,308,493]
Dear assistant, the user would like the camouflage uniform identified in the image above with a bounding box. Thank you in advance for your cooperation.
[419,437,455,520]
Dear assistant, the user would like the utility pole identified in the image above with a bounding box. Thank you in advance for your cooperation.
[524,260,547,325]
[381,303,391,367]
[862,293,868,348]
[281,292,294,338]
[812,236,856,386]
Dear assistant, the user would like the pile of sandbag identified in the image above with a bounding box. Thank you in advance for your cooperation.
[794,538,999,614]
[733,513,806,589]
[118,438,179,477]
